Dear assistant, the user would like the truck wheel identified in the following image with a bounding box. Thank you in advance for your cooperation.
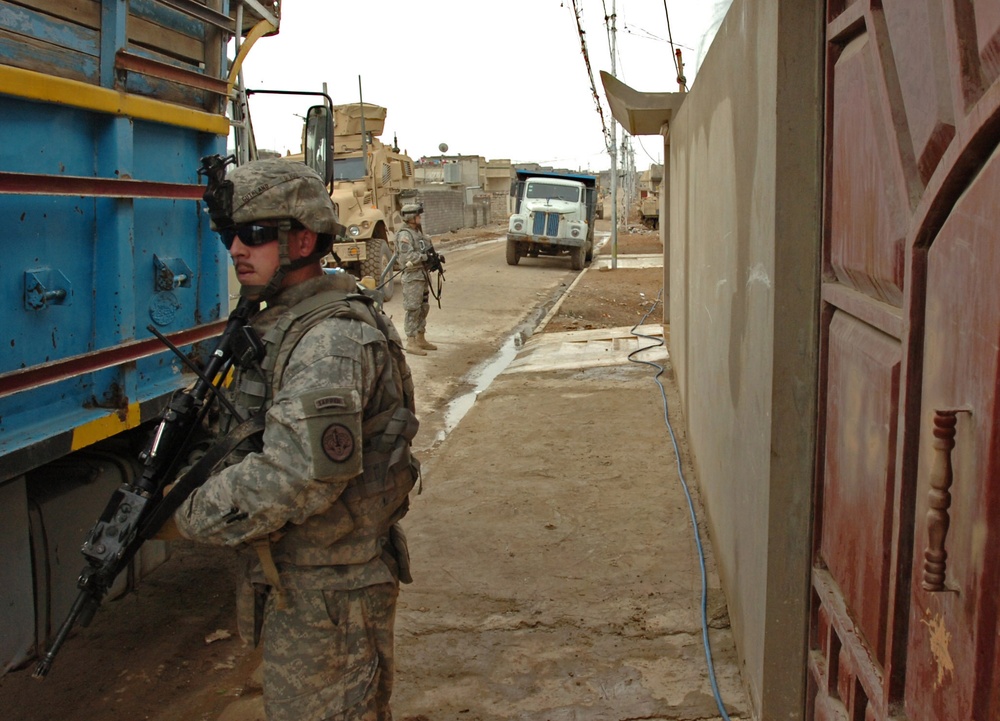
[570,244,585,270]
[506,239,520,266]
[362,239,395,300]
[379,239,395,300]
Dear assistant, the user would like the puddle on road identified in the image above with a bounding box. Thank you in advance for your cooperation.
[435,333,521,444]
[429,230,611,445]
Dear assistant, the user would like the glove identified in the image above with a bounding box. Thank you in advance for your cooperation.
[405,261,414,269]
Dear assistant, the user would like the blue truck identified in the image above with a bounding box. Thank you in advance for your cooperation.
[0,0,279,673]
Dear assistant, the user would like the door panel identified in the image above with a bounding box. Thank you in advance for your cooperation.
[814,1,1000,719]
[904,144,1000,721]
[827,28,907,307]
[820,313,900,664]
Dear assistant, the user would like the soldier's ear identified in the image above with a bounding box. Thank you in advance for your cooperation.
[293,229,319,258]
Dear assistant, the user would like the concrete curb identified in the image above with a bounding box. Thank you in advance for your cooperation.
[536,264,593,331]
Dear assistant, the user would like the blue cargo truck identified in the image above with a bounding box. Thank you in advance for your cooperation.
[0,0,279,673]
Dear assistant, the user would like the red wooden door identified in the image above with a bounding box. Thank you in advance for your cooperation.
[812,2,1000,719]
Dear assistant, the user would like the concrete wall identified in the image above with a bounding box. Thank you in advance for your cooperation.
[407,186,465,235]
[488,191,510,223]
[666,1,823,718]
[465,194,492,228]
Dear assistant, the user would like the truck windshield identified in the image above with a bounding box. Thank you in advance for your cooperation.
[526,182,580,203]
[333,157,367,181]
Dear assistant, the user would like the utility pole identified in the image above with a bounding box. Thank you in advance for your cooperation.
[609,0,619,270]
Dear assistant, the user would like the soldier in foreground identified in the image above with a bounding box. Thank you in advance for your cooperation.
[395,202,438,355]
[159,158,420,720]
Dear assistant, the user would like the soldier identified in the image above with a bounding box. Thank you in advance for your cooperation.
[159,158,420,721]
[395,202,438,356]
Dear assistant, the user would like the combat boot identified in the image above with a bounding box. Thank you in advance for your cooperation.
[416,332,438,350]
[406,337,427,356]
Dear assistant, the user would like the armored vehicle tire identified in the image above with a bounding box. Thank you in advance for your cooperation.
[570,244,585,270]
[506,239,520,266]
[362,238,395,300]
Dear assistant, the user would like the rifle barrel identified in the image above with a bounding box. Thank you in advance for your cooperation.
[32,588,96,679]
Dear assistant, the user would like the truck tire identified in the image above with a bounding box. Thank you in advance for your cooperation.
[570,244,585,270]
[506,239,520,266]
[362,238,395,300]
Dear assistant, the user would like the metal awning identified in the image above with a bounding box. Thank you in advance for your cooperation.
[600,71,686,136]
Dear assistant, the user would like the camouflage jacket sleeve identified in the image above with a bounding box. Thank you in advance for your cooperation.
[174,318,386,546]
[395,228,428,268]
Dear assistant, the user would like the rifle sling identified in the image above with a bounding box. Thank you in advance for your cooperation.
[140,412,266,538]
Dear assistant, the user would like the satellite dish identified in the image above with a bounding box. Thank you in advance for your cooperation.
[438,143,449,153]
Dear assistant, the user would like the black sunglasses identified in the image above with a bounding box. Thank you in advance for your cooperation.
[218,220,304,250]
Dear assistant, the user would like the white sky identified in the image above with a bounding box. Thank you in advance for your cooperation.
[239,0,732,173]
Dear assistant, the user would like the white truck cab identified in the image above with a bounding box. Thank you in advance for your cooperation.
[506,170,597,270]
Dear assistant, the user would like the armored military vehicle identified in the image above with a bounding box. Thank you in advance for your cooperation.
[326,103,415,299]
[638,164,663,230]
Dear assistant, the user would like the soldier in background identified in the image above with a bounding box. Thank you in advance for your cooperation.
[395,202,438,356]
[159,159,420,721]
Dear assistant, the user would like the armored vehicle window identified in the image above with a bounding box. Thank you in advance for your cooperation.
[526,182,581,203]
[333,157,367,181]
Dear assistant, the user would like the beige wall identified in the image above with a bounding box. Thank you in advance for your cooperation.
[666,1,823,717]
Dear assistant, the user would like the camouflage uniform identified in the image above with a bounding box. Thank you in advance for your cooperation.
[395,225,432,338]
[175,159,418,721]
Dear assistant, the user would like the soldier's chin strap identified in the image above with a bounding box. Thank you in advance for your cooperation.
[239,225,334,301]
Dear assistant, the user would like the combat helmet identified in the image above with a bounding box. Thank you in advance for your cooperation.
[400,201,424,219]
[227,158,344,239]
[210,158,345,299]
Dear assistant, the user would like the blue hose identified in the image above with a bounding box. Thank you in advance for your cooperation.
[627,288,732,721]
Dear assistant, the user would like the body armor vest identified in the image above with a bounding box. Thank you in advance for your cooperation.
[228,275,419,570]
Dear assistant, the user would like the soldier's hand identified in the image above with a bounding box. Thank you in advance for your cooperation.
[152,516,185,541]
[152,483,184,540]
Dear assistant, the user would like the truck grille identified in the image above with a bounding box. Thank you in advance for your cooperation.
[532,212,560,237]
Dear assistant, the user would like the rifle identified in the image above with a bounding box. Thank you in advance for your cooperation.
[426,245,445,275]
[424,245,445,308]
[32,296,262,679]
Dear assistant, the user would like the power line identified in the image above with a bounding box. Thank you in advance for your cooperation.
[570,0,612,152]
[663,0,688,90]
[620,20,695,52]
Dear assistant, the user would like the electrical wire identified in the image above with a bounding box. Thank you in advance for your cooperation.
[627,287,733,721]
[662,0,688,90]
[637,136,661,166]
[570,0,612,151]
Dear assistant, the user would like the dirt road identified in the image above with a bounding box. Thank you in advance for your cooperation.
[1,225,748,720]
[380,230,582,454]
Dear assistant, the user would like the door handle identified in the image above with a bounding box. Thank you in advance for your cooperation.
[922,410,961,592]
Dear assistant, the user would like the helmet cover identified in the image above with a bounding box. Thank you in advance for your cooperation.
[228,159,345,237]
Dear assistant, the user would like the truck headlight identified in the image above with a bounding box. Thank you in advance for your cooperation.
[348,225,361,237]
[513,220,523,232]
[571,228,580,238]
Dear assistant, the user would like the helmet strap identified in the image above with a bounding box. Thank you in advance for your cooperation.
[238,223,293,301]
[236,223,332,301]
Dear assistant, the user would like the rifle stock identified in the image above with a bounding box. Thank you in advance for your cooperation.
[32,297,259,679]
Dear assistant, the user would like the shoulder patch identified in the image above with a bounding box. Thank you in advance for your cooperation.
[314,395,348,410]
[321,423,355,462]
